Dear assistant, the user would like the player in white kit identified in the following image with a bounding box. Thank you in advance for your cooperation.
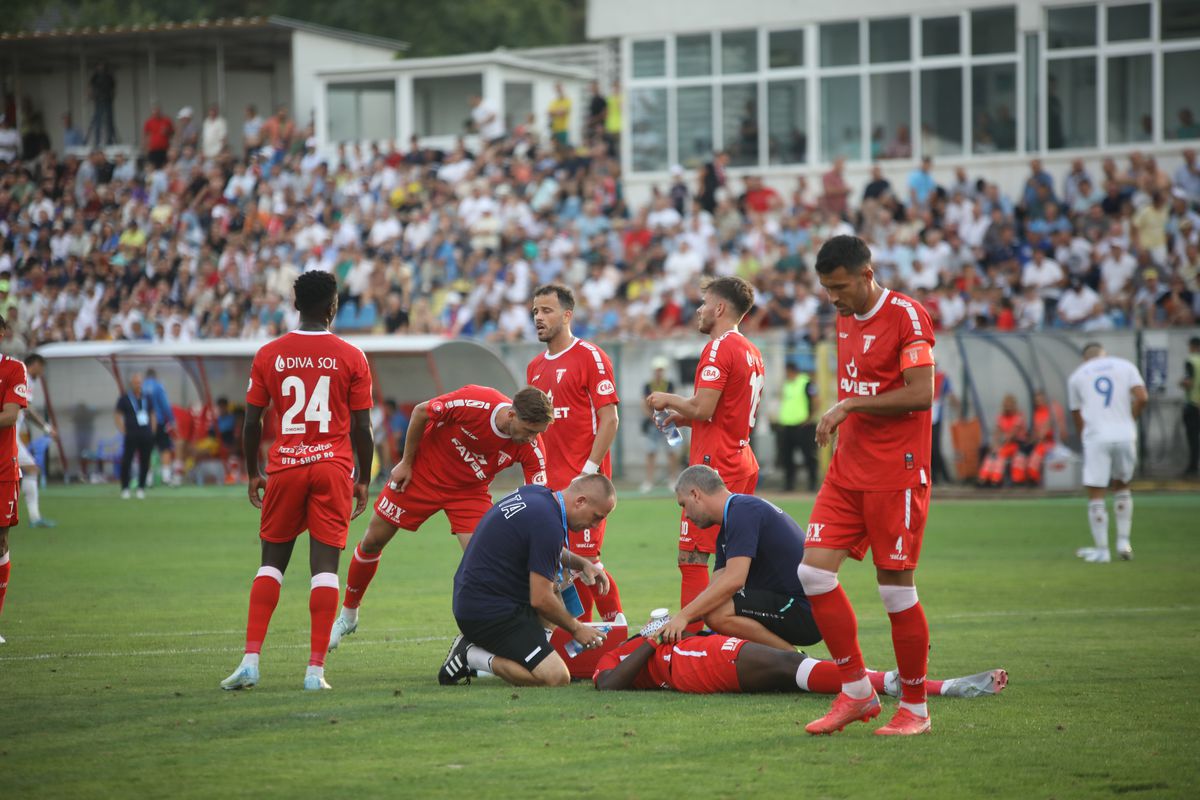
[17,355,54,528]
[1066,343,1147,563]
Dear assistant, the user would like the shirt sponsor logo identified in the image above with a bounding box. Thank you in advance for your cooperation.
[596,379,615,396]
[274,355,339,372]
[377,496,405,520]
[531,471,547,485]
[452,437,489,480]
[553,407,570,419]
[13,383,28,399]
[890,535,907,561]
[806,523,825,542]
[846,358,859,378]
[700,365,721,382]
[278,441,335,466]
[459,426,479,441]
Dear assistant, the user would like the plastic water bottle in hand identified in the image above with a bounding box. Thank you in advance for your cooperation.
[654,410,683,447]
[564,624,612,658]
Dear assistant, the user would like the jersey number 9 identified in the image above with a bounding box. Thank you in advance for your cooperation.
[1093,376,1113,408]
[281,375,332,434]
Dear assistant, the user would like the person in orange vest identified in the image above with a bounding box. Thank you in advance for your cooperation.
[977,394,1028,486]
[1026,389,1064,485]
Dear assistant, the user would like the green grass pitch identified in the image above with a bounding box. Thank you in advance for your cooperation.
[2,485,1198,799]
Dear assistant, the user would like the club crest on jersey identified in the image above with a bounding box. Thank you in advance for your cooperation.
[556,369,566,383]
[597,379,615,396]
[701,365,721,382]
[497,452,512,466]
[863,335,876,353]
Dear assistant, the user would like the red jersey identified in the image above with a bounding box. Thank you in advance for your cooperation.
[592,637,672,690]
[0,356,29,481]
[246,330,373,475]
[995,410,1028,444]
[826,289,935,491]
[143,115,174,151]
[689,330,764,481]
[415,385,547,490]
[526,338,619,489]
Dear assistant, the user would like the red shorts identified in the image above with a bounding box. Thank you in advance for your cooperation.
[259,462,353,549]
[0,480,18,528]
[805,480,929,570]
[373,476,491,535]
[679,471,759,553]
[568,518,606,558]
[667,635,746,694]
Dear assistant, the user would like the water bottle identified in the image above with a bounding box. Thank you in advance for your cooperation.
[564,624,613,658]
[654,410,683,447]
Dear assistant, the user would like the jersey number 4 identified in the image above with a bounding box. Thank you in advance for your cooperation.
[748,372,765,427]
[281,375,332,434]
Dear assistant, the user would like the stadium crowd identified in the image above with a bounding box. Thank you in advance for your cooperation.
[1,87,1199,353]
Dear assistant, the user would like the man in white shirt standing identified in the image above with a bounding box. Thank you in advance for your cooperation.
[469,95,505,144]
[201,104,227,160]
[1067,343,1148,563]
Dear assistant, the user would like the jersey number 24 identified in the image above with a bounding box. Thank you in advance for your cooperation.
[281,375,332,434]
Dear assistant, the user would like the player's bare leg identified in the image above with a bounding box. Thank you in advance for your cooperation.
[733,643,812,691]
[704,597,795,652]
[305,539,340,690]
[454,531,473,551]
[678,548,710,632]
[331,513,399,650]
[490,652,571,687]
[221,539,296,690]
[0,528,11,644]
[1111,479,1133,560]
[1079,485,1112,563]
[21,462,54,528]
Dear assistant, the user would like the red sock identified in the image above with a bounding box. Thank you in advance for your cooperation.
[572,577,595,622]
[309,573,340,667]
[803,659,843,694]
[807,585,866,683]
[867,669,943,695]
[593,569,623,621]
[343,543,381,610]
[888,602,930,704]
[245,567,283,654]
[0,552,10,618]
[679,563,709,633]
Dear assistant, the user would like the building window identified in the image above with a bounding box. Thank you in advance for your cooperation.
[676,86,713,168]
[1107,54,1153,144]
[632,40,666,78]
[821,22,860,67]
[1161,0,1200,41]
[971,7,1016,56]
[769,29,805,69]
[677,34,713,77]
[767,79,807,164]
[721,30,758,74]
[1047,5,1097,50]
[870,17,911,63]
[327,82,396,143]
[1107,3,1151,43]
[1047,57,1097,149]
[821,75,862,161]
[412,75,481,138]
[973,63,1017,153]
[869,72,912,159]
[920,68,963,156]
[630,87,668,171]
[922,17,960,57]
[503,82,533,132]
[722,83,759,166]
[1164,50,1200,140]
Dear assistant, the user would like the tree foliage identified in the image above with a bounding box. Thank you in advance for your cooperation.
[2,0,587,56]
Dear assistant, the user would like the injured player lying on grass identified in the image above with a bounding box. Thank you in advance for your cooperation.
[592,615,1006,697]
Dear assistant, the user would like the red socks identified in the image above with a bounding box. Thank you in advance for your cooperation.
[802,658,844,694]
[679,563,709,633]
[807,585,867,683]
[0,551,10,618]
[888,602,930,705]
[309,573,340,667]
[245,567,283,654]
[593,569,623,621]
[343,543,381,610]
[573,578,595,622]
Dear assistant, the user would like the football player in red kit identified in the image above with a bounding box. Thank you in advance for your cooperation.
[647,276,764,626]
[797,235,938,735]
[221,271,375,691]
[327,385,552,650]
[0,315,29,646]
[527,284,622,622]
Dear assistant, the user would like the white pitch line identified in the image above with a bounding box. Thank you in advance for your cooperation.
[936,604,1199,620]
[0,635,449,663]
[12,627,422,641]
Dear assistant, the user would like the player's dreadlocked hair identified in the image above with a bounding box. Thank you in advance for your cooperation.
[293,271,338,319]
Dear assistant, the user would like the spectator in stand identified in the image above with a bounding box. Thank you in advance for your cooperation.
[0,116,19,163]
[907,156,937,210]
[87,62,116,147]
[699,150,729,214]
[261,105,295,162]
[821,157,850,219]
[201,104,227,161]
[142,104,173,169]
[548,83,572,148]
[469,94,504,144]
[1058,276,1107,330]
[242,105,264,156]
[174,107,199,151]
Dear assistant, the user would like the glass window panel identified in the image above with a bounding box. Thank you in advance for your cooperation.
[920,68,963,157]
[768,80,808,164]
[413,75,481,137]
[972,63,1017,153]
[721,30,758,74]
[1164,50,1200,140]
[632,40,666,78]
[869,72,912,160]
[1048,5,1097,50]
[820,22,860,67]
[1162,0,1200,41]
[503,82,533,133]
[1047,57,1097,149]
[1025,32,1039,151]
[327,82,395,142]
[1107,3,1151,42]
[722,83,759,166]
[630,88,668,171]
[326,88,357,143]
[922,17,960,57]
[820,75,862,162]
[1107,55,1153,145]
[769,29,805,69]
[676,34,712,77]
[676,86,714,168]
[972,7,1016,55]
[869,17,911,63]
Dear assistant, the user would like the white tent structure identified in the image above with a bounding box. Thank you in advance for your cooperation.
[35,336,516,479]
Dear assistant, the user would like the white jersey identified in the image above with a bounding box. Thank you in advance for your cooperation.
[1067,356,1145,444]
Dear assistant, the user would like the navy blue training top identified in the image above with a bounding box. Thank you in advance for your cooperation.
[453,485,566,621]
[714,494,808,600]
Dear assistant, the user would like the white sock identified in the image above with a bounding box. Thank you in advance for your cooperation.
[305,664,324,679]
[842,676,873,699]
[161,465,172,484]
[465,644,495,673]
[1113,491,1133,551]
[1087,500,1109,551]
[795,657,820,692]
[241,653,260,668]
[900,700,929,718]
[340,607,359,625]
[21,475,40,521]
